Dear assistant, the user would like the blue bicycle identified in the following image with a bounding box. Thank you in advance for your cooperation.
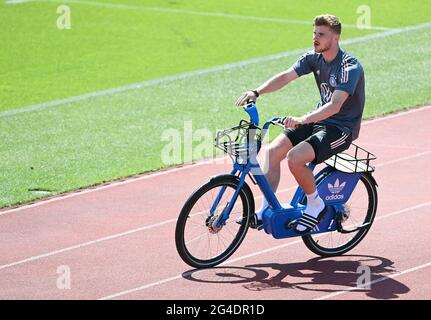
[175,102,378,269]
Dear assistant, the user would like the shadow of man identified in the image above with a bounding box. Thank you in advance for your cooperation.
[183,255,409,299]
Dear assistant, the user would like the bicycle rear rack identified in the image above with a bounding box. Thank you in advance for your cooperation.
[325,143,376,173]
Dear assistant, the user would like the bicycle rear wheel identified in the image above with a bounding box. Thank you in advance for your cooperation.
[175,175,254,269]
[302,173,378,256]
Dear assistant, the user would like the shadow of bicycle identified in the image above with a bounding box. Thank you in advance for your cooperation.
[182,255,409,299]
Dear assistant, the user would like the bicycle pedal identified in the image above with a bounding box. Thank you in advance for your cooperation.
[249,221,264,230]
[285,219,298,229]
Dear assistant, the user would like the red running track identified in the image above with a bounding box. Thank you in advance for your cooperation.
[1,105,431,300]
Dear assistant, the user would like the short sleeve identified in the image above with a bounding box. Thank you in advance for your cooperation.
[336,59,362,95]
[292,51,316,77]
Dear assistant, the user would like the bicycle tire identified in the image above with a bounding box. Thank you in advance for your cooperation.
[302,173,378,257]
[175,174,254,268]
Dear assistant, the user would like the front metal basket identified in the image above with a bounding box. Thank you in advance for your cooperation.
[215,120,261,163]
[324,143,376,173]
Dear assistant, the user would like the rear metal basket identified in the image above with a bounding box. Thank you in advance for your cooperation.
[215,120,261,163]
[324,143,376,173]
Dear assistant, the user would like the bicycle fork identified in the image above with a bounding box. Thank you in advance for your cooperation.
[207,168,248,232]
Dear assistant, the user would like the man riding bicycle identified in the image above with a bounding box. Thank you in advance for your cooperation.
[236,14,365,233]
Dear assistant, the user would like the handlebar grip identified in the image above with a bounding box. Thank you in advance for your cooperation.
[245,99,256,106]
[270,117,286,128]
[270,117,301,129]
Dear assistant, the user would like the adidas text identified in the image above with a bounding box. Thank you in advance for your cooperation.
[325,194,344,201]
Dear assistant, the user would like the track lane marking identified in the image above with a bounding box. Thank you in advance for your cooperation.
[1,145,430,270]
[315,261,431,300]
[98,200,431,300]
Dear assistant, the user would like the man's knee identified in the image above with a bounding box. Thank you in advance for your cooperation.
[267,135,293,163]
[287,148,302,169]
[287,143,315,169]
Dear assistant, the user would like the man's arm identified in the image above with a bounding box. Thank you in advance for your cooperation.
[235,68,299,106]
[255,67,299,95]
[284,90,349,128]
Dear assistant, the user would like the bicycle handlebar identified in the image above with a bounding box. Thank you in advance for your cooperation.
[243,102,303,144]
[269,117,286,128]
[242,102,287,142]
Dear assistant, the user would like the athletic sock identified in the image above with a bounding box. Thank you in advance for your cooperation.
[255,198,268,220]
[296,190,325,232]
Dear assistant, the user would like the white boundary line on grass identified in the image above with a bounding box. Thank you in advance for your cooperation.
[1,105,431,215]
[98,200,431,300]
[5,0,34,4]
[2,20,431,118]
[7,0,392,31]
[39,0,394,31]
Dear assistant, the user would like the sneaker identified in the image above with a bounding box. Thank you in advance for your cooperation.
[236,214,263,230]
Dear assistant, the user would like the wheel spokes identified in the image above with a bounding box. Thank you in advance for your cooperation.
[183,184,246,262]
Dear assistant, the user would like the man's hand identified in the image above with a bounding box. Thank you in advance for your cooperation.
[283,116,305,129]
[235,90,258,107]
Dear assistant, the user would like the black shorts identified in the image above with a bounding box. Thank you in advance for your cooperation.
[284,123,352,164]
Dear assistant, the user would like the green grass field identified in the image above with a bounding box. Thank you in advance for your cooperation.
[1,0,431,207]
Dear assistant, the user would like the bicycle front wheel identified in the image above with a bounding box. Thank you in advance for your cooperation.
[302,173,378,256]
[175,175,254,269]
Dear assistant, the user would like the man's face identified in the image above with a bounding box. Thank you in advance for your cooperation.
[313,25,339,53]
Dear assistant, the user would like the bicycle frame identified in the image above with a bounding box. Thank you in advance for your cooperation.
[211,103,364,239]
[176,102,378,269]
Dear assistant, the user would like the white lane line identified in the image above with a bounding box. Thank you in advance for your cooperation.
[358,143,429,151]
[2,21,430,118]
[315,261,431,300]
[0,187,297,270]
[1,148,428,273]
[99,200,431,300]
[41,0,393,31]
[0,162,429,296]
[98,238,305,300]
[1,182,430,282]
[374,201,431,220]
[0,218,176,271]
[2,104,430,216]
[375,150,431,168]
[98,274,185,300]
[363,104,431,125]
[0,161,213,215]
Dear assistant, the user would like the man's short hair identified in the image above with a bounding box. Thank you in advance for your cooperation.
[314,14,342,34]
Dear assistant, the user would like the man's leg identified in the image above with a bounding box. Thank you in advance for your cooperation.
[287,141,325,232]
[238,133,293,228]
[263,133,293,192]
[238,133,294,228]
[286,141,316,194]
[253,133,293,221]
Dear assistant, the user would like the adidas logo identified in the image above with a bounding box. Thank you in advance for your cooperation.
[325,179,346,201]
[328,179,346,194]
